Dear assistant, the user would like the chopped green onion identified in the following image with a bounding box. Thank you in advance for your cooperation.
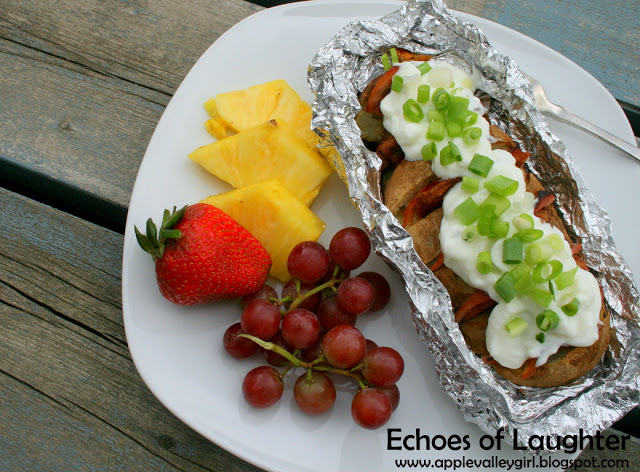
[421,142,438,161]
[427,121,446,141]
[448,96,470,122]
[389,47,399,64]
[417,84,431,103]
[561,298,580,317]
[448,141,462,161]
[427,109,445,122]
[530,288,553,307]
[489,220,510,239]
[555,267,578,290]
[505,317,528,337]
[432,88,450,110]
[513,213,534,230]
[477,205,497,236]
[462,111,478,127]
[455,198,481,225]
[544,234,565,252]
[440,142,462,166]
[484,175,519,196]
[525,242,553,265]
[381,53,391,71]
[447,121,462,137]
[417,62,432,75]
[515,271,536,295]
[536,310,559,332]
[462,226,479,242]
[514,229,544,243]
[468,153,494,177]
[536,332,545,343]
[510,263,531,281]
[403,99,424,123]
[549,280,555,299]
[391,75,404,93]
[532,260,563,283]
[503,237,524,264]
[482,193,511,216]
[462,127,482,146]
[494,272,518,302]
[476,251,493,274]
[462,176,479,193]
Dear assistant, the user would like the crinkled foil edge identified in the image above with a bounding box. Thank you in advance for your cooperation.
[308,0,640,448]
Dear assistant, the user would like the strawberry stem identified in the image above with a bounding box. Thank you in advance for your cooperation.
[135,206,187,261]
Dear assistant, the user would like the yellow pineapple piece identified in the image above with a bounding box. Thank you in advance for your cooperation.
[202,180,325,282]
[203,79,319,150]
[189,120,331,206]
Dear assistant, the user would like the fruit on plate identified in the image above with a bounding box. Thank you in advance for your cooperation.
[135,204,271,305]
[189,120,332,206]
[203,79,319,151]
[201,180,325,282]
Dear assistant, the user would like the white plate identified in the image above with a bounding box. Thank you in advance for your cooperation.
[122,1,638,471]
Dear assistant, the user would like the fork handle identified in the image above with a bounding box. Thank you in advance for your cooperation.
[543,103,640,163]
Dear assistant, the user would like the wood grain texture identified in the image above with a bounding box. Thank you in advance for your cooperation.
[0,0,262,209]
[0,188,262,472]
[448,0,640,106]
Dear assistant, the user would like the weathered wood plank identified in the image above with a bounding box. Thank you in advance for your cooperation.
[448,0,640,107]
[0,188,262,472]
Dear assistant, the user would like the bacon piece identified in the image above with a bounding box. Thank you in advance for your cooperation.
[376,133,404,171]
[408,178,462,222]
[364,66,398,116]
[534,192,556,216]
[396,48,432,62]
[429,252,445,272]
[482,354,498,366]
[511,148,530,168]
[571,242,582,256]
[489,124,516,151]
[521,358,537,380]
[574,255,589,271]
[454,291,496,323]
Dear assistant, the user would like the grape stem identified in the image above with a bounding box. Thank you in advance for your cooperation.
[288,275,344,312]
[313,365,369,389]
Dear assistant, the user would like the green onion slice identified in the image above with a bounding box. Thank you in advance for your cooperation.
[489,220,510,239]
[484,175,519,196]
[536,310,560,332]
[440,143,462,166]
[447,121,462,137]
[432,88,450,110]
[544,234,565,252]
[454,198,480,226]
[513,213,534,230]
[462,176,479,194]
[462,127,482,146]
[417,62,432,75]
[505,317,528,337]
[561,298,580,317]
[514,228,544,243]
[427,109,444,122]
[389,47,399,64]
[532,260,563,283]
[530,288,553,308]
[421,142,438,161]
[417,84,431,103]
[468,153,494,177]
[463,226,479,242]
[494,272,518,302]
[448,96,470,122]
[536,332,545,344]
[476,251,493,274]
[403,99,424,123]
[381,53,391,71]
[477,205,497,236]
[482,193,511,217]
[555,267,579,290]
[391,75,404,93]
[448,141,462,162]
[503,237,524,264]
[427,121,446,141]
[515,272,536,295]
[525,242,553,265]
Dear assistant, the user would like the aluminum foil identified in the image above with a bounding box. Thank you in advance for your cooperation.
[308,0,640,449]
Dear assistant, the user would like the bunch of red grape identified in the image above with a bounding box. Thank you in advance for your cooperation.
[222,227,404,429]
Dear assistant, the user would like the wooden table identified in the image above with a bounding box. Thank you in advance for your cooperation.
[1,1,638,471]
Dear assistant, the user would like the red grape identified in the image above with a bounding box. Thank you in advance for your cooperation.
[223,322,259,359]
[316,296,357,332]
[240,299,281,341]
[337,277,374,315]
[365,339,378,352]
[242,366,284,408]
[380,384,400,411]
[300,337,324,363]
[357,272,391,312]
[362,347,404,387]
[351,388,392,429]
[281,279,322,312]
[262,330,295,366]
[287,241,330,284]
[281,309,321,349]
[329,227,371,270]
[241,284,277,309]
[293,371,336,415]
[321,324,366,369]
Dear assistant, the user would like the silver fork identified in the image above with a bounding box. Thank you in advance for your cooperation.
[525,73,640,163]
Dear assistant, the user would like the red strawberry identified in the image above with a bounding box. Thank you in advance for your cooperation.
[135,203,271,305]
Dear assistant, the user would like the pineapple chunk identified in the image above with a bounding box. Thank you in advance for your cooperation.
[202,180,325,282]
[189,120,332,207]
[203,79,319,150]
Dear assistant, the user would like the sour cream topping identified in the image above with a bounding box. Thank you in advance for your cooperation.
[380,59,601,369]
